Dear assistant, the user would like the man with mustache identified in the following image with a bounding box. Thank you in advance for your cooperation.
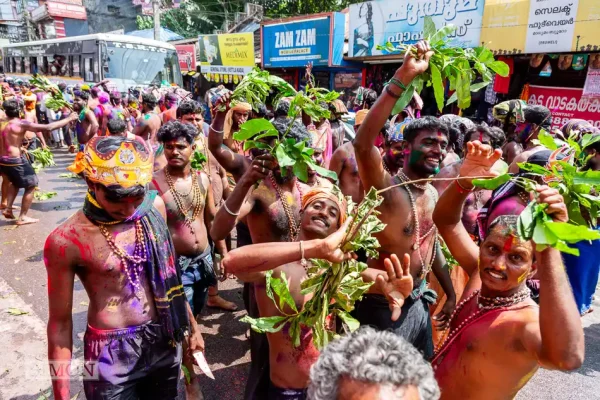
[432,140,584,399]
[351,40,455,359]
[508,105,552,173]
[222,186,415,399]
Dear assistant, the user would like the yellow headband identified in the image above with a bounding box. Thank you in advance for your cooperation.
[69,136,153,188]
[224,102,252,139]
[355,109,369,126]
[302,187,347,225]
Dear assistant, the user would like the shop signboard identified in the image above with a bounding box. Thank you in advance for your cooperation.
[481,0,599,54]
[262,17,331,68]
[583,58,600,98]
[175,45,196,72]
[527,85,600,129]
[198,33,255,76]
[348,0,485,58]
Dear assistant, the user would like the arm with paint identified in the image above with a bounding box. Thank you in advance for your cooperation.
[133,115,149,138]
[202,173,227,257]
[19,112,77,133]
[431,244,456,329]
[44,230,77,400]
[521,186,584,371]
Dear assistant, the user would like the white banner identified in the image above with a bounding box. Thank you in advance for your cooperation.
[525,0,579,54]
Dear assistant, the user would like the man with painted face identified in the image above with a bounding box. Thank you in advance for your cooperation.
[133,92,162,149]
[223,187,415,399]
[72,90,99,152]
[351,41,455,359]
[382,119,409,177]
[45,135,203,400]
[432,141,584,399]
[0,99,76,224]
[161,92,179,124]
[176,101,237,312]
[508,105,552,173]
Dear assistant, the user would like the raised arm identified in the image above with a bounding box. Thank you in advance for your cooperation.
[22,112,77,133]
[210,154,275,241]
[522,186,584,371]
[433,141,501,275]
[353,41,432,190]
[207,92,249,181]
[202,174,227,257]
[44,230,77,400]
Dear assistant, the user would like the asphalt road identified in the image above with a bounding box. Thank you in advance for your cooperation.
[0,148,598,400]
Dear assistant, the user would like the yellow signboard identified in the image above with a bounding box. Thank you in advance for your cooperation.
[481,0,600,54]
[198,32,255,75]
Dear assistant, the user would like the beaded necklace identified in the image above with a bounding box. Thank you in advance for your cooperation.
[269,173,303,242]
[433,287,531,359]
[165,167,204,235]
[98,221,148,297]
[382,158,392,175]
[397,170,438,278]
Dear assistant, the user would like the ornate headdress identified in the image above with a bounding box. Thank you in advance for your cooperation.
[68,136,153,188]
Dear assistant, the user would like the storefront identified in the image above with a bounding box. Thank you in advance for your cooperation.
[261,13,362,93]
[480,0,600,126]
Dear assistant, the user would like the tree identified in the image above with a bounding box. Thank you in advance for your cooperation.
[262,0,364,18]
[160,0,244,39]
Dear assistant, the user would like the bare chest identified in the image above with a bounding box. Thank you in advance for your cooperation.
[251,186,302,242]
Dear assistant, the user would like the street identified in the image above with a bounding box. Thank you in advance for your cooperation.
[0,148,599,400]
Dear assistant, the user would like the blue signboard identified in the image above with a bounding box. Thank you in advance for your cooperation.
[263,17,331,68]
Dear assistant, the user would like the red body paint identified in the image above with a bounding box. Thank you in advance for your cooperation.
[503,236,514,253]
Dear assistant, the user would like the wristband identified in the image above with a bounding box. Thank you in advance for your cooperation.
[455,179,474,194]
[385,85,401,99]
[223,201,240,216]
[210,124,224,134]
[389,77,407,91]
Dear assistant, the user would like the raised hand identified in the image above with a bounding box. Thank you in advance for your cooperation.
[458,141,503,187]
[317,218,356,263]
[213,91,231,115]
[397,40,434,82]
[376,254,414,322]
[536,185,568,223]
[243,153,277,185]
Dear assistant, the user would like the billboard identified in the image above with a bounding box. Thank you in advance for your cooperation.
[527,85,600,130]
[348,0,485,58]
[198,33,255,75]
[176,45,196,72]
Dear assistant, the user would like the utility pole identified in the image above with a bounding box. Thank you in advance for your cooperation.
[153,0,160,41]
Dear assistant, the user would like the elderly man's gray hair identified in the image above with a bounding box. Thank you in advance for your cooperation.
[308,327,440,400]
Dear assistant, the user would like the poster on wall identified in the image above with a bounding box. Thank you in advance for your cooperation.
[527,85,600,129]
[175,45,196,72]
[583,56,600,98]
[348,0,485,58]
[198,33,255,75]
[525,0,579,54]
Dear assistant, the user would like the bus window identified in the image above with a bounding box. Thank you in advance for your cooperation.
[73,55,81,78]
[42,56,49,75]
[15,57,21,73]
[84,57,94,82]
[30,57,38,74]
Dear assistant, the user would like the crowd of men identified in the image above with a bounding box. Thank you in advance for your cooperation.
[0,40,593,400]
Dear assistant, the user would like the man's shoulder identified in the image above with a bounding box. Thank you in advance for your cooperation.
[46,210,90,247]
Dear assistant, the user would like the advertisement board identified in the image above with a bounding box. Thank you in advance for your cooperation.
[526,85,600,129]
[175,45,196,72]
[348,0,485,58]
[262,17,331,68]
[198,33,255,75]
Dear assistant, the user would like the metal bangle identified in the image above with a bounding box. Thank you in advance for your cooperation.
[210,124,224,134]
[223,201,240,216]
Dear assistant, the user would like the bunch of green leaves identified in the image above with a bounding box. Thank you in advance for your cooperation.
[30,148,55,168]
[233,118,337,182]
[241,188,386,349]
[470,156,600,255]
[230,68,297,112]
[34,190,57,201]
[440,239,458,271]
[30,74,72,111]
[287,90,333,122]
[376,16,509,113]
[190,151,207,171]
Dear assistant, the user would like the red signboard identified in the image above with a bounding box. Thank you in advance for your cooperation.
[46,2,87,20]
[176,45,197,72]
[526,85,600,130]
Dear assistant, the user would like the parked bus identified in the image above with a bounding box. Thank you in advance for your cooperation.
[1,34,183,92]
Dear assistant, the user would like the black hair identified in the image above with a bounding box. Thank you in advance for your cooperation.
[141,93,157,108]
[364,89,378,109]
[74,90,90,101]
[446,123,463,155]
[465,125,506,149]
[176,100,203,119]
[21,82,30,89]
[107,118,127,135]
[486,214,519,238]
[381,120,390,136]
[274,99,290,117]
[272,118,312,147]
[100,184,146,202]
[255,103,268,118]
[157,120,198,145]
[3,99,22,118]
[403,116,448,143]
[524,105,552,129]
[57,82,67,91]
[96,135,148,156]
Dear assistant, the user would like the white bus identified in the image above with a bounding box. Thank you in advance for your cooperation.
[1,33,183,92]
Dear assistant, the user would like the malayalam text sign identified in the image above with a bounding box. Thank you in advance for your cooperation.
[525,0,579,53]
[527,85,600,130]
[175,45,196,72]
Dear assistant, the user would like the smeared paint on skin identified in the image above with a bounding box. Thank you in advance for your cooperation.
[503,236,514,253]
[434,165,440,174]
[409,150,424,166]
[517,270,528,284]
[144,114,151,121]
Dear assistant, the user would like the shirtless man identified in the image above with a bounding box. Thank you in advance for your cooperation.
[381,119,408,177]
[23,86,47,150]
[351,40,455,359]
[432,141,584,399]
[134,93,162,147]
[161,93,179,124]
[223,187,414,399]
[72,91,99,152]
[508,105,552,173]
[0,99,76,224]
[328,99,349,152]
[177,100,237,311]
[44,135,203,399]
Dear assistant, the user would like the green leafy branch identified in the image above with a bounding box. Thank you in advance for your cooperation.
[190,151,207,171]
[376,16,509,114]
[30,74,72,111]
[233,118,337,182]
[229,68,297,112]
[241,187,385,349]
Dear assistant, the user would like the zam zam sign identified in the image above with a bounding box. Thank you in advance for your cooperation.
[263,17,331,68]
